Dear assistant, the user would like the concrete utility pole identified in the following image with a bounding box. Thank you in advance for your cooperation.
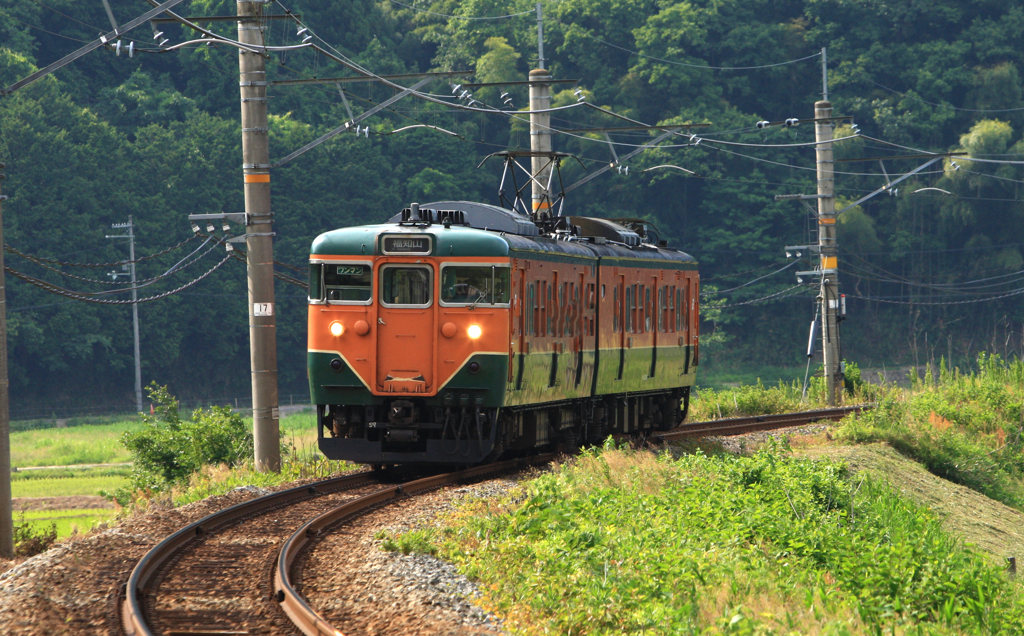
[0,164,12,558]
[528,69,552,219]
[814,100,842,405]
[535,3,545,70]
[238,0,280,472]
[106,217,143,413]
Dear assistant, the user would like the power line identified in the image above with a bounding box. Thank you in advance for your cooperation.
[4,235,199,268]
[714,285,812,308]
[701,260,800,295]
[863,78,1024,113]
[5,253,233,305]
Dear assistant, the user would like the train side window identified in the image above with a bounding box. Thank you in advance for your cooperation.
[626,282,634,331]
[601,284,605,299]
[658,288,665,332]
[645,286,652,332]
[681,284,689,333]
[324,263,372,303]
[625,286,632,333]
[613,286,620,333]
[676,288,683,331]
[638,284,645,333]
[440,265,511,306]
[548,283,554,336]
[528,283,535,336]
[308,263,324,301]
[669,285,676,333]
[561,282,569,337]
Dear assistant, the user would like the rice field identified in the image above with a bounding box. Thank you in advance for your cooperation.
[16,509,117,541]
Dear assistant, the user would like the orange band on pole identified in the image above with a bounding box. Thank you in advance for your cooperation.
[245,173,271,183]
[532,201,551,209]
[818,217,836,225]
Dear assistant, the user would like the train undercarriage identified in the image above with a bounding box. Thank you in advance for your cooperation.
[317,387,691,465]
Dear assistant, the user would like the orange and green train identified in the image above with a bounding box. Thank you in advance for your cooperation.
[308,201,698,465]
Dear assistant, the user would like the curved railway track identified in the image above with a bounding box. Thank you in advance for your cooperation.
[120,406,868,636]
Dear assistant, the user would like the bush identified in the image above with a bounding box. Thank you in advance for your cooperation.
[108,384,252,505]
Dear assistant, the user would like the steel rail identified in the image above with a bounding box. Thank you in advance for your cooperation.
[655,405,870,441]
[120,470,379,636]
[274,455,556,636]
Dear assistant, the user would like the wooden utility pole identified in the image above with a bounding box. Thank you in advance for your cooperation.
[238,0,280,471]
[0,164,11,557]
[814,100,842,405]
[528,69,552,219]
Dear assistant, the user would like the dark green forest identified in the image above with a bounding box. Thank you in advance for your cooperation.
[1,0,1022,417]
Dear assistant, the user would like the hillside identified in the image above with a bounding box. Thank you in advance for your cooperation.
[1,0,1023,411]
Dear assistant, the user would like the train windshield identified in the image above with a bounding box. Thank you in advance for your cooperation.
[440,265,510,306]
[380,266,432,307]
[323,263,372,302]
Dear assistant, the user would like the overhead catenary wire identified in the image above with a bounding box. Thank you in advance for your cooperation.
[863,78,1024,114]
[701,259,801,295]
[5,236,217,288]
[5,254,234,305]
[714,285,813,308]
[4,235,199,268]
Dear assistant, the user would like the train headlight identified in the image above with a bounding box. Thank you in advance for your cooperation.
[329,321,344,336]
[467,324,482,340]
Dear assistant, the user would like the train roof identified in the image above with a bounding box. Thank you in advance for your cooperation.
[311,201,696,267]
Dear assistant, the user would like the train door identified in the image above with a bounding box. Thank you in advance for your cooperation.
[512,266,525,384]
[575,272,586,386]
[682,277,691,373]
[375,263,435,393]
[691,275,700,366]
[617,275,626,380]
[649,275,658,378]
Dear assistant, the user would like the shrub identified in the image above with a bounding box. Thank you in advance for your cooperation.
[108,384,252,504]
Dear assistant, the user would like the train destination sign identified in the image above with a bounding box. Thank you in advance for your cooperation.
[381,234,432,255]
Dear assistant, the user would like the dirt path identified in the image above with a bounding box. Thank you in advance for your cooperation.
[13,496,114,512]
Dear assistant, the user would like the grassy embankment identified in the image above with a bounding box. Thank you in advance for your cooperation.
[381,356,1024,634]
[10,408,327,539]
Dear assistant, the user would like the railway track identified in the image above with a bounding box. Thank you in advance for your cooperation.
[119,405,867,636]
[120,457,551,636]
[657,405,869,441]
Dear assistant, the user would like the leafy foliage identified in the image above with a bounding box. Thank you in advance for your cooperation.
[398,444,1024,634]
[2,0,1024,407]
[110,384,252,504]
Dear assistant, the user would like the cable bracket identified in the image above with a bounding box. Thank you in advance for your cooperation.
[239,81,268,87]
[241,97,267,103]
[242,127,269,133]
[243,163,272,170]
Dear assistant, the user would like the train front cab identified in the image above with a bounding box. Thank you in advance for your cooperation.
[307,226,512,464]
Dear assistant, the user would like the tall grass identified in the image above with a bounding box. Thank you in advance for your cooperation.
[838,353,1024,509]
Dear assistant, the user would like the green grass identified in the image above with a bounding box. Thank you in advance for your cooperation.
[16,509,116,541]
[389,443,1024,635]
[10,420,143,468]
[12,474,130,498]
[837,354,1024,510]
[9,407,320,470]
